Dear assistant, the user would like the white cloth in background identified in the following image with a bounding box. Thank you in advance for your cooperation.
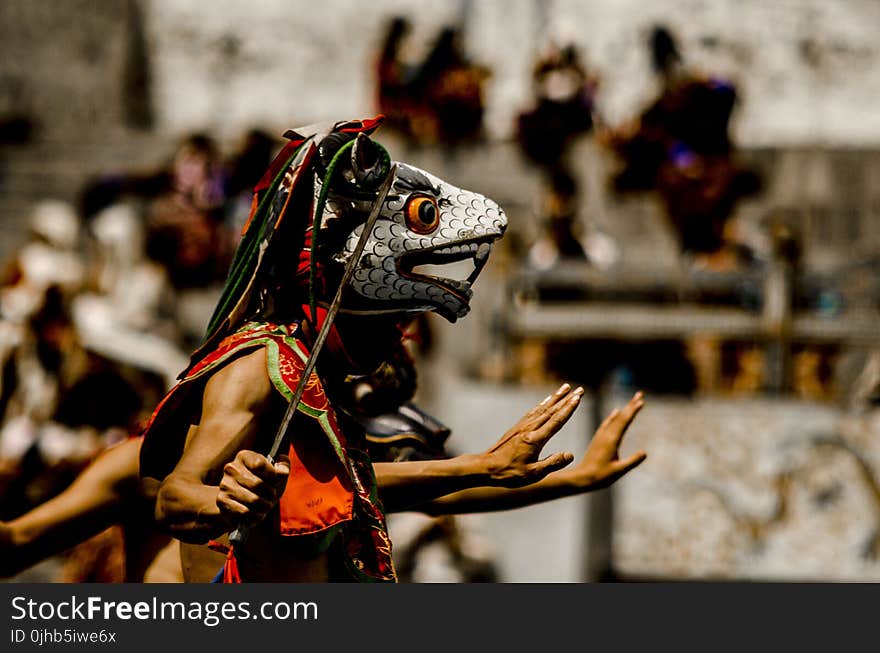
[0,415,38,462]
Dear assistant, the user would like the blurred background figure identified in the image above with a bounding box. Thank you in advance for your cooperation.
[606,24,762,270]
[527,167,588,269]
[593,24,766,398]
[73,203,188,389]
[414,25,489,146]
[222,128,280,237]
[392,513,500,583]
[516,41,597,176]
[375,16,418,136]
[79,133,238,348]
[374,19,490,148]
[516,41,600,269]
[0,280,154,532]
[79,132,231,292]
[0,201,85,324]
[0,202,90,476]
[143,133,230,294]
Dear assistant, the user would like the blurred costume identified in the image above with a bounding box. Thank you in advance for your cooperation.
[516,43,596,171]
[608,26,761,260]
[516,44,601,268]
[375,17,417,136]
[391,513,499,583]
[374,21,489,146]
[139,116,507,582]
[78,134,232,292]
[144,135,230,290]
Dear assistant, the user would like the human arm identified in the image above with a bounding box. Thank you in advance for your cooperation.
[153,348,290,543]
[375,383,584,512]
[158,367,580,537]
[0,437,141,578]
[413,392,647,516]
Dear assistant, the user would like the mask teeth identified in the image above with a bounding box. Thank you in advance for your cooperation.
[475,242,491,263]
[468,243,492,283]
[434,242,481,257]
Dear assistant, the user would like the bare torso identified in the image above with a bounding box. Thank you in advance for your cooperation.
[179,531,333,583]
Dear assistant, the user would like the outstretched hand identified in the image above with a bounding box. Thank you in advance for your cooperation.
[479,383,583,488]
[568,391,647,490]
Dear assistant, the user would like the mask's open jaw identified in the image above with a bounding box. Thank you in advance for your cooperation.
[398,239,494,302]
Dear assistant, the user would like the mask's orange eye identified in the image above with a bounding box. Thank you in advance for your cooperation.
[404,195,440,234]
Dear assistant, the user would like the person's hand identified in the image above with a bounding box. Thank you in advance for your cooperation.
[216,451,290,527]
[567,391,647,490]
[479,383,582,488]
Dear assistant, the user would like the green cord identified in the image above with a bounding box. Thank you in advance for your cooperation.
[309,139,355,324]
[307,138,390,324]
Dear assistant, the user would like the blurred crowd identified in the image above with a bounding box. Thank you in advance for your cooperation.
[376,19,763,271]
[375,18,835,402]
[0,129,279,573]
[516,24,762,272]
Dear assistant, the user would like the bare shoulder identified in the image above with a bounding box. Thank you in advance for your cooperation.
[165,346,281,483]
[141,346,279,485]
[201,346,275,415]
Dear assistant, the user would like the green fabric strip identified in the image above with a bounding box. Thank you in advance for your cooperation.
[204,144,305,340]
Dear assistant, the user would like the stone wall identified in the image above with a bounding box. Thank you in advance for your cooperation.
[613,398,880,581]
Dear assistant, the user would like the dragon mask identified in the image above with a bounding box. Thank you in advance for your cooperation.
[315,132,507,322]
[203,117,507,352]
